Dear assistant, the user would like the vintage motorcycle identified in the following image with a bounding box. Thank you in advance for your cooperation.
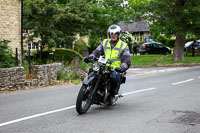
[76,56,126,114]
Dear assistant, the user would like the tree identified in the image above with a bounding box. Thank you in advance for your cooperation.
[85,0,132,52]
[24,0,133,55]
[23,0,92,59]
[129,0,200,61]
[24,0,58,59]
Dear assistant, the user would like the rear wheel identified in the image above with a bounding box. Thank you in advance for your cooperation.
[76,84,93,114]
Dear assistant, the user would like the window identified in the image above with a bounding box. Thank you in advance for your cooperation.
[28,43,31,50]
[154,44,163,48]
[23,29,29,34]
[27,42,39,50]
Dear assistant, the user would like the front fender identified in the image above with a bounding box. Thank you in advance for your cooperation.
[82,76,95,85]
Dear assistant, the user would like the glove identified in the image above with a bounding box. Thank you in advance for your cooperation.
[88,55,95,60]
[84,56,95,63]
[114,67,122,73]
[84,57,89,63]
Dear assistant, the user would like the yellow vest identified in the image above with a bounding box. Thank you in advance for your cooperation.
[102,39,127,69]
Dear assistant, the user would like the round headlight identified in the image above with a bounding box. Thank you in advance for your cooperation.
[92,63,100,71]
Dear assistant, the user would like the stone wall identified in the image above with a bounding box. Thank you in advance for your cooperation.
[0,67,25,91]
[0,63,61,92]
[29,63,61,87]
[0,0,21,56]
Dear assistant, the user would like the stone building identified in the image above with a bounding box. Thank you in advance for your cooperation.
[0,0,21,55]
[118,20,150,42]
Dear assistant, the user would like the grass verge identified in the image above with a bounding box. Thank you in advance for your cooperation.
[159,54,200,66]
[131,55,163,67]
[131,53,200,67]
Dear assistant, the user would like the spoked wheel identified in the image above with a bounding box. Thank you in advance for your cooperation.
[76,84,93,114]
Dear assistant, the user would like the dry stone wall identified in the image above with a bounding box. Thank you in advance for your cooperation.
[0,63,61,92]
[30,63,61,87]
[0,67,25,91]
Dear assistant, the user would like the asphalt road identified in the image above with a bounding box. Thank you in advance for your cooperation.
[0,66,200,133]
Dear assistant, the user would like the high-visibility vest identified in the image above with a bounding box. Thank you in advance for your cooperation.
[102,39,127,69]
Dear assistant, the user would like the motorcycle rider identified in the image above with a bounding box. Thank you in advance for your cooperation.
[84,24,131,105]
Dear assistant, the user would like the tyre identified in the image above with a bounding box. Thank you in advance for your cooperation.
[76,84,93,114]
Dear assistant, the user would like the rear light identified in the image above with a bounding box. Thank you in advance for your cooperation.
[143,45,146,49]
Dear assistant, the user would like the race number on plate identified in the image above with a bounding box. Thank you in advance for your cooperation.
[98,56,108,64]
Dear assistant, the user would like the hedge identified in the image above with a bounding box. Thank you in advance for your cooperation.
[156,35,197,48]
[74,39,88,54]
[156,35,175,48]
[53,48,83,62]
[33,48,83,64]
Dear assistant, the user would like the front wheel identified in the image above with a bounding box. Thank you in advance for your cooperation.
[76,84,92,114]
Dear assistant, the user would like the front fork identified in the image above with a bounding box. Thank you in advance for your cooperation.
[89,75,102,101]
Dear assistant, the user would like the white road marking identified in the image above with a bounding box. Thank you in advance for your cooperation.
[0,87,158,127]
[172,79,194,85]
[128,73,147,77]
[128,68,143,71]
[0,105,75,127]
[128,67,189,78]
[198,76,200,79]
[122,88,157,96]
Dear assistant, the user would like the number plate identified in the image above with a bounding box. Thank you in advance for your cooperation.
[98,56,108,64]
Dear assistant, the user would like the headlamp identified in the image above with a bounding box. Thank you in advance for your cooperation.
[92,63,100,71]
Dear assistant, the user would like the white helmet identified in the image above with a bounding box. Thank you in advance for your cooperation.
[107,24,121,38]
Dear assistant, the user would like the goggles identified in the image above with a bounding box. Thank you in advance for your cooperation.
[110,32,119,35]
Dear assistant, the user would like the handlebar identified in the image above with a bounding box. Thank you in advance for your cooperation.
[85,56,113,64]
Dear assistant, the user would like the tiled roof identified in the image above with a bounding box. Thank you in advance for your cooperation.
[118,20,149,33]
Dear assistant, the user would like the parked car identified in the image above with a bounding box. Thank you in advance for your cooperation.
[139,42,171,55]
[184,40,200,53]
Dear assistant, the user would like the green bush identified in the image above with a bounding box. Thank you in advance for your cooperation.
[156,35,175,48]
[88,33,102,53]
[0,40,15,68]
[120,32,134,50]
[57,60,88,84]
[185,38,198,42]
[57,68,81,83]
[74,39,88,54]
[156,35,197,48]
[167,39,176,48]
[22,60,29,76]
[53,48,83,62]
[32,48,83,64]
[30,50,38,56]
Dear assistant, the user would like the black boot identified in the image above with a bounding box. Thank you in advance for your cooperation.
[109,90,116,105]
[109,95,116,105]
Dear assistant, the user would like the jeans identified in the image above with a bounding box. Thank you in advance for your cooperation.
[110,71,121,96]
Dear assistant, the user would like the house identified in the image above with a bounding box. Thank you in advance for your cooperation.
[0,0,22,56]
[23,30,41,51]
[118,20,150,42]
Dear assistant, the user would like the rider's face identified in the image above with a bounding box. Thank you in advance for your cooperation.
[110,33,118,41]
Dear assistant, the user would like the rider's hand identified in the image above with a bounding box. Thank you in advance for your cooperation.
[84,56,90,63]
[115,67,123,73]
[84,56,95,63]
[88,55,95,60]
